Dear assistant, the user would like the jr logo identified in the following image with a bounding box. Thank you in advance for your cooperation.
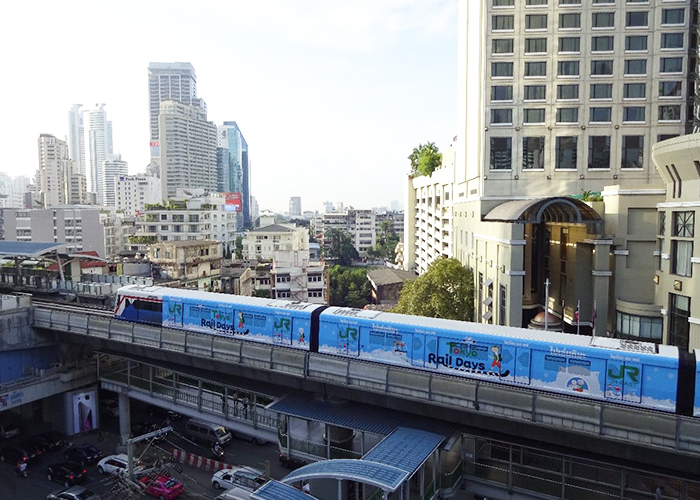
[339,327,358,341]
[168,303,182,314]
[607,365,639,383]
[275,318,291,331]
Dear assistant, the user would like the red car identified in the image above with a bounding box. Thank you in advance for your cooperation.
[139,474,184,499]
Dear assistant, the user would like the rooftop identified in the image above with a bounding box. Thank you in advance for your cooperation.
[253,224,299,233]
[151,239,220,248]
[0,242,64,259]
[367,268,417,287]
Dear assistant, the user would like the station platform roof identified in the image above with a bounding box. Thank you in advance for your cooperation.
[0,241,63,258]
[252,480,314,500]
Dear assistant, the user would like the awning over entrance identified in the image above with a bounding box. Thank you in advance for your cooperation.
[483,197,603,224]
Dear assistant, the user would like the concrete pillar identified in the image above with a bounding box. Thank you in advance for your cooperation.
[118,392,131,446]
[591,240,612,336]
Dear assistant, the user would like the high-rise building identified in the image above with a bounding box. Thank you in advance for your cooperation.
[115,174,161,217]
[217,121,251,228]
[148,62,201,167]
[406,0,694,336]
[38,134,70,207]
[322,209,376,256]
[159,101,217,199]
[0,172,13,208]
[289,197,302,217]
[12,176,29,208]
[83,103,113,203]
[67,104,85,176]
[101,154,128,208]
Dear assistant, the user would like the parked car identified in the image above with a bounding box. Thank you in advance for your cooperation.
[47,462,88,487]
[34,431,66,453]
[139,473,184,499]
[46,485,100,500]
[1,443,41,464]
[65,444,102,466]
[22,439,44,463]
[211,466,266,492]
[97,454,142,475]
[0,423,21,440]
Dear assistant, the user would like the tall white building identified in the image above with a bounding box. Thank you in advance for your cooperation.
[115,174,162,217]
[38,134,70,208]
[148,62,201,167]
[289,197,302,217]
[101,154,128,208]
[12,176,30,208]
[159,100,217,199]
[83,104,113,204]
[321,209,376,256]
[0,172,13,208]
[67,104,85,176]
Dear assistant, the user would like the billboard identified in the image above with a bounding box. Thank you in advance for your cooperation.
[72,391,97,434]
[225,192,242,212]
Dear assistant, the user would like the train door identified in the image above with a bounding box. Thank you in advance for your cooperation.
[411,334,426,367]
[273,314,292,345]
[605,360,642,403]
[515,348,532,384]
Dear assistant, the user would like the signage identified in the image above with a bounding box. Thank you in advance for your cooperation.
[224,192,242,212]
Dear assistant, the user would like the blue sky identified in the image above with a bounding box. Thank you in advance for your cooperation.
[1,0,458,213]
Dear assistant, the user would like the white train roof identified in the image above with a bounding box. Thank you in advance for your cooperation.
[321,307,674,358]
[117,285,324,312]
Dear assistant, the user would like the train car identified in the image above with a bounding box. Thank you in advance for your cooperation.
[318,307,689,414]
[695,351,700,417]
[114,285,326,349]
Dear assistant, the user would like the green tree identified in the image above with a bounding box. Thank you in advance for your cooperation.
[408,142,442,177]
[392,257,474,321]
[253,289,271,298]
[234,236,243,259]
[325,228,359,266]
[328,265,372,308]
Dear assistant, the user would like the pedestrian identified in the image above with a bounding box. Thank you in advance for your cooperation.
[655,486,664,500]
[243,396,249,418]
[233,391,239,415]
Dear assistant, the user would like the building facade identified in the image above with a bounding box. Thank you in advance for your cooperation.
[149,239,222,289]
[404,0,694,338]
[289,197,302,217]
[159,101,217,199]
[115,174,162,217]
[241,224,309,261]
[322,209,377,257]
[83,103,113,203]
[217,121,251,228]
[101,154,128,208]
[68,104,85,177]
[38,134,70,208]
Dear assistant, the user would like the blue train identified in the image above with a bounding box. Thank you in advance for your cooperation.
[115,285,700,417]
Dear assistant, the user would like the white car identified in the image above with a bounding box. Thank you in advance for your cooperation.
[211,466,266,492]
[97,454,141,476]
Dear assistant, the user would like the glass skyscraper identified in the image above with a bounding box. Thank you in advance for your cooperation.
[217,121,252,228]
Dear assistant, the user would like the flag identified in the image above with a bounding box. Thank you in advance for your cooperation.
[574,300,580,323]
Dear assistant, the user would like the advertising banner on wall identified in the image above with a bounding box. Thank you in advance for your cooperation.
[224,192,242,212]
[72,391,97,434]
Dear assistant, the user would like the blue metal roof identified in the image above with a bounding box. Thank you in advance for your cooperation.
[364,427,444,474]
[0,242,63,258]
[251,480,314,500]
[268,391,459,438]
[282,459,407,492]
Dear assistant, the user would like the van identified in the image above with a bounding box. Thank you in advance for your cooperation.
[0,423,21,440]
[185,418,232,446]
[214,487,252,500]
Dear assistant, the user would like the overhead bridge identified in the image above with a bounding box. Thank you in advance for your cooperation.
[32,305,700,478]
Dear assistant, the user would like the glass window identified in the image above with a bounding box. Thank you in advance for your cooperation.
[558,37,580,53]
[588,136,611,169]
[624,59,647,75]
[659,81,682,97]
[672,241,693,277]
[493,0,515,5]
[522,137,545,169]
[591,60,614,76]
[659,212,666,236]
[660,57,683,73]
[623,106,645,122]
[524,85,546,100]
[626,11,648,28]
[523,108,546,123]
[491,109,513,124]
[659,105,681,121]
[556,108,578,123]
[493,15,514,30]
[492,39,514,54]
[524,38,547,54]
[590,83,613,99]
[658,134,678,143]
[661,33,684,50]
[592,12,614,28]
[589,107,612,123]
[591,36,614,52]
[621,135,644,169]
[559,0,580,4]
[526,0,547,4]
[673,211,695,237]
[558,60,580,76]
[490,137,512,170]
[624,83,646,99]
[556,136,578,169]
[524,61,547,77]
[615,311,662,341]
[557,84,579,100]
[492,62,514,77]
[559,13,581,29]
[491,85,513,101]
[661,9,685,25]
[526,14,548,30]
[625,35,647,52]
[669,294,690,351]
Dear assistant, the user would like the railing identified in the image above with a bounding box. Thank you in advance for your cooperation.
[33,307,700,459]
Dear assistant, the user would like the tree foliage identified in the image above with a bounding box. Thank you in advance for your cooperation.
[392,257,474,321]
[408,142,442,177]
[367,220,400,263]
[328,265,372,308]
[234,236,243,259]
[325,228,359,266]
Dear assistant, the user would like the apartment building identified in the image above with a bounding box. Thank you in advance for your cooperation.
[241,224,309,261]
[115,175,162,217]
[149,239,222,289]
[322,209,377,256]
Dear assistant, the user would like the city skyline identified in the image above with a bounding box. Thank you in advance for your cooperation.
[0,0,458,213]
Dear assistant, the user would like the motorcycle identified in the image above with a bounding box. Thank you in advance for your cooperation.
[211,444,225,461]
[14,463,27,478]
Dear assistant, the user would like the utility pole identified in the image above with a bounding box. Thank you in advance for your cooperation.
[127,426,172,481]
[544,278,550,331]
